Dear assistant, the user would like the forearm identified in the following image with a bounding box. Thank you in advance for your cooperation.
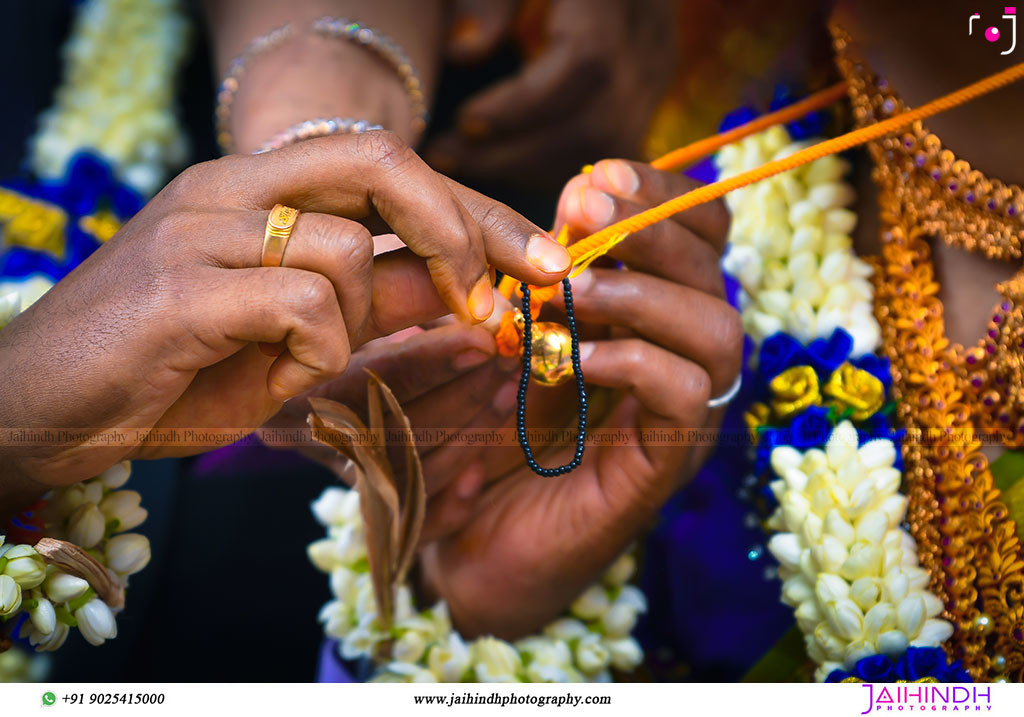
[203,0,444,152]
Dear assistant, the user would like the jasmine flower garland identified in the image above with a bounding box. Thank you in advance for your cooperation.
[0,461,150,653]
[308,487,645,683]
[718,125,965,682]
[29,0,189,196]
[718,125,880,357]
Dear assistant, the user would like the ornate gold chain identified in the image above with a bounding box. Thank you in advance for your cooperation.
[833,24,1024,682]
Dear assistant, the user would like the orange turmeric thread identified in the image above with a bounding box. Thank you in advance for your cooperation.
[495,61,1024,355]
[649,81,849,172]
[568,61,1024,270]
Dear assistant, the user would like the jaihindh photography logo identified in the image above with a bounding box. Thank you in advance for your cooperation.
[859,684,993,713]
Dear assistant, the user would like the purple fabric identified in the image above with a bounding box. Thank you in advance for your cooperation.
[189,439,302,478]
[636,357,793,681]
[317,640,357,683]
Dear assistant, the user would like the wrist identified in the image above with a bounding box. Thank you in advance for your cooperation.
[229,33,417,153]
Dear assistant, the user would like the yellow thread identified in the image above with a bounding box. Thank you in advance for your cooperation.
[568,62,1024,271]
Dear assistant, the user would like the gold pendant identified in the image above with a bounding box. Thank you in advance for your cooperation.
[514,309,575,386]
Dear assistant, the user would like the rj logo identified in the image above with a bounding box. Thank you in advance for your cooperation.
[970,7,1018,54]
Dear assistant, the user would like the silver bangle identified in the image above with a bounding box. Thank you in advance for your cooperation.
[254,116,384,154]
[707,373,742,408]
[216,19,428,155]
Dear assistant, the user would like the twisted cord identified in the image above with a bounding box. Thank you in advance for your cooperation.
[649,81,849,172]
[566,61,1024,271]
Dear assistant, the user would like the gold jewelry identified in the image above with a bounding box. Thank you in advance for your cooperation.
[832,23,1024,682]
[261,204,299,268]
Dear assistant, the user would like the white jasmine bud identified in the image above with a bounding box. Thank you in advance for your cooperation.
[392,630,427,663]
[99,461,132,490]
[0,574,22,616]
[603,553,636,587]
[74,598,118,646]
[605,636,643,671]
[99,490,148,532]
[67,503,105,549]
[30,597,56,635]
[823,208,858,234]
[427,633,471,682]
[1,544,46,589]
[43,571,89,603]
[104,533,151,575]
[575,633,611,674]
[570,585,610,620]
[472,637,522,683]
[876,630,909,658]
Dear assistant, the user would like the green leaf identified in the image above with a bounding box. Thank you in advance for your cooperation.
[741,625,811,682]
[990,449,1024,493]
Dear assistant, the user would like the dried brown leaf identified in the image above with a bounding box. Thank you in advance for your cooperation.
[365,369,426,584]
[308,396,400,628]
[34,537,125,610]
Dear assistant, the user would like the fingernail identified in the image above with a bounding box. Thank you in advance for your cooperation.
[598,160,640,196]
[493,379,519,413]
[578,342,596,363]
[453,348,491,370]
[468,274,495,321]
[569,269,594,294]
[581,187,615,225]
[526,233,571,274]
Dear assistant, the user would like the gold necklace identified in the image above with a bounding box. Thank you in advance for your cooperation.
[832,24,1024,682]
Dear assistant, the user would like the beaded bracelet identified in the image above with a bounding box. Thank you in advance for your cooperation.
[215,19,428,154]
[255,116,384,154]
[311,18,428,136]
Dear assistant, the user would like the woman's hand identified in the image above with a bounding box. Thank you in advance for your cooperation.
[414,160,742,638]
[0,132,572,499]
[426,0,680,187]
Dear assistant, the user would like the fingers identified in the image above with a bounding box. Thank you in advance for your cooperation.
[558,178,725,296]
[443,179,571,280]
[446,0,519,63]
[455,43,605,139]
[174,133,571,322]
[419,461,485,544]
[452,0,621,139]
[556,160,730,253]
[561,269,743,394]
[340,323,499,407]
[208,210,376,340]
[578,338,710,483]
[181,267,351,402]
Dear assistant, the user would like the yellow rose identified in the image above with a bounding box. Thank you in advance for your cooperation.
[769,366,821,421]
[823,362,884,421]
[744,402,771,444]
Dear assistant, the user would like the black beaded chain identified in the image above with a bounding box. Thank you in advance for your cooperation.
[516,278,588,476]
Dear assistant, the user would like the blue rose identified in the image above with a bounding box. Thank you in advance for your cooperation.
[770,85,829,140]
[790,405,831,449]
[896,647,946,681]
[758,332,809,382]
[719,106,759,132]
[854,654,896,682]
[806,329,853,377]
